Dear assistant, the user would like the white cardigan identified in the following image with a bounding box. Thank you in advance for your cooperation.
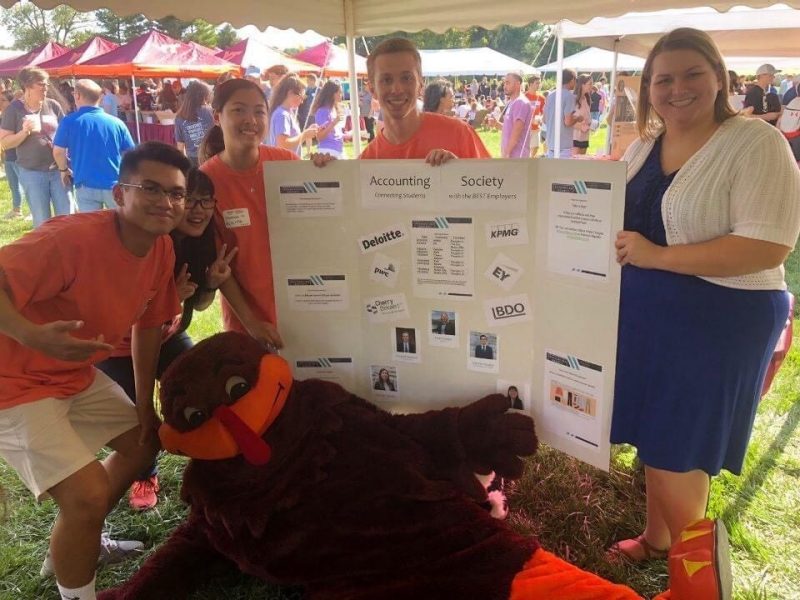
[623,116,800,290]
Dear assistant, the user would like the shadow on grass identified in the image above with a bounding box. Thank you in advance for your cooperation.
[720,393,800,529]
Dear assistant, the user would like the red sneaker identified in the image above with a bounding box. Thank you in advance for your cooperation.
[667,518,732,600]
[129,475,160,511]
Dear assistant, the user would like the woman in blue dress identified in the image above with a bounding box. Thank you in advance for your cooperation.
[610,28,800,562]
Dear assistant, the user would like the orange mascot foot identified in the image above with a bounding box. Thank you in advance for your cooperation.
[657,518,732,600]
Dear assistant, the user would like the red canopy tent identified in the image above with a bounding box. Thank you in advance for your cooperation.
[38,36,119,78]
[0,41,70,78]
[71,30,240,79]
[216,37,318,74]
[67,30,239,143]
[188,41,221,58]
[293,40,367,77]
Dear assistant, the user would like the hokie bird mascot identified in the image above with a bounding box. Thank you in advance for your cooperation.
[98,332,730,600]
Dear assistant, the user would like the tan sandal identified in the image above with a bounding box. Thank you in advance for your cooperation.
[607,534,669,563]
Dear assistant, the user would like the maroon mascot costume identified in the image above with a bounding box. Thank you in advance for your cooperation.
[98,332,729,600]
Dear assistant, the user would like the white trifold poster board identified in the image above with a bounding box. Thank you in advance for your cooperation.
[264,158,626,470]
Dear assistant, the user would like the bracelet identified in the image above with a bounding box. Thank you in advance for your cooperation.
[200,285,218,293]
[59,168,69,172]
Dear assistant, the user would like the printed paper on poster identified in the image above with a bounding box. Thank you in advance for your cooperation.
[286,274,349,311]
[439,162,527,212]
[279,180,343,217]
[485,218,529,248]
[547,180,613,280]
[411,216,474,300]
[542,349,604,451]
[484,253,524,291]
[294,357,355,388]
[360,163,438,209]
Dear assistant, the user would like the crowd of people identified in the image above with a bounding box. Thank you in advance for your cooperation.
[0,28,799,600]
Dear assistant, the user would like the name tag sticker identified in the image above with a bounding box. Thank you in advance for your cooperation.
[223,208,251,228]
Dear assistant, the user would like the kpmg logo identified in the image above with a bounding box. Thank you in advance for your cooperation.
[489,224,520,239]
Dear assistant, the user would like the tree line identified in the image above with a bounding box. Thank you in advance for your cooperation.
[0,6,584,68]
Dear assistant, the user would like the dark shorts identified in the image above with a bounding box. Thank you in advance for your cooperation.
[573,139,589,149]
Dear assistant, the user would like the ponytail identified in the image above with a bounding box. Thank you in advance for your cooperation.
[198,125,224,164]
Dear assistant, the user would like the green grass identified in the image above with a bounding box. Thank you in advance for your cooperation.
[1,145,799,599]
[343,122,610,159]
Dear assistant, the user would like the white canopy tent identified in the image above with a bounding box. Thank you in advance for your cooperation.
[557,3,800,58]
[553,3,800,153]
[538,47,645,72]
[10,0,800,36]
[420,47,538,77]
[10,0,800,152]
[537,47,800,76]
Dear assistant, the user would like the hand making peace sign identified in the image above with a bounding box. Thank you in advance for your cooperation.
[205,243,238,290]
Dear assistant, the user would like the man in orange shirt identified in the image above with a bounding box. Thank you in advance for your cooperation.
[525,74,546,158]
[360,38,490,162]
[0,142,189,600]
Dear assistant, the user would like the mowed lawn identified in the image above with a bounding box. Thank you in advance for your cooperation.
[1,131,799,599]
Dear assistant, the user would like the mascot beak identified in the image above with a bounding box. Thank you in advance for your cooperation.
[159,355,293,465]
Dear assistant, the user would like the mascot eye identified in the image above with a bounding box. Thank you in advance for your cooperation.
[225,375,251,402]
[183,407,208,429]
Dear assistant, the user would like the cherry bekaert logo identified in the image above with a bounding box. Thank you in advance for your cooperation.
[358,223,408,254]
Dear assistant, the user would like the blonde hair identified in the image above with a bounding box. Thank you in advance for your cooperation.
[637,28,737,140]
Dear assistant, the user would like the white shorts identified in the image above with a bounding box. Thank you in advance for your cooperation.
[0,369,139,500]
[529,130,542,149]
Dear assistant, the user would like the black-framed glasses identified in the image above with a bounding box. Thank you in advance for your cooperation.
[185,195,216,210]
[119,181,186,205]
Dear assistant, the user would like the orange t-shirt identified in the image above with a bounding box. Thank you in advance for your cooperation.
[360,112,490,159]
[201,145,299,334]
[525,92,546,131]
[0,211,180,409]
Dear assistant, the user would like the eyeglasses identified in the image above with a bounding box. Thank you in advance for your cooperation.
[119,181,186,205]
[185,195,216,210]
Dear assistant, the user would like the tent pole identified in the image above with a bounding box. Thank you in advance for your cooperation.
[553,25,564,158]
[345,0,362,156]
[131,74,141,144]
[606,39,620,156]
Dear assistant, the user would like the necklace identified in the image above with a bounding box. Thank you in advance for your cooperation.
[23,95,42,113]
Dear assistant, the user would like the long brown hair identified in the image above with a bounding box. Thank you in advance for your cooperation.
[268,73,305,116]
[309,80,341,118]
[176,80,211,122]
[574,74,592,109]
[199,78,266,162]
[637,28,737,140]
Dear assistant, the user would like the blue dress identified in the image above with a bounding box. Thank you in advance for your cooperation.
[610,138,789,475]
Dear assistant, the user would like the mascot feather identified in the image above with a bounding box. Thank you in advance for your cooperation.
[98,332,729,600]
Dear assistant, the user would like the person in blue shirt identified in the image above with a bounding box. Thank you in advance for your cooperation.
[53,79,135,213]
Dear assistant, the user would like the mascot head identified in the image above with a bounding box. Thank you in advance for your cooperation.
[159,332,293,465]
